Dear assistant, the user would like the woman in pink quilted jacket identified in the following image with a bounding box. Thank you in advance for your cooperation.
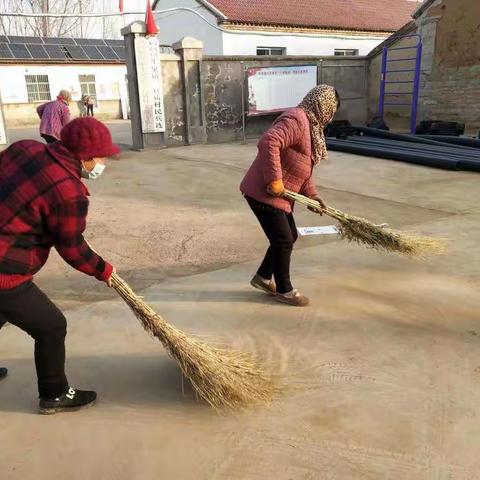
[36,90,71,144]
[240,85,340,307]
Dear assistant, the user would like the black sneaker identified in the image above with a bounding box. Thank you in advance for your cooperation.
[39,387,97,415]
[0,367,7,380]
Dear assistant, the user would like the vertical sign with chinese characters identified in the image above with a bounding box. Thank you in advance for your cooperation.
[0,88,6,145]
[0,105,6,145]
[134,35,165,133]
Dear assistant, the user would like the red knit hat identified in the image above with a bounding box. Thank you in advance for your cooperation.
[61,117,120,160]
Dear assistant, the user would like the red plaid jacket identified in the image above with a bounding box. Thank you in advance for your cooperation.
[240,108,319,213]
[0,140,113,289]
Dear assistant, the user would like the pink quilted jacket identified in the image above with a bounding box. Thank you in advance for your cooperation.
[240,107,319,213]
[37,99,70,140]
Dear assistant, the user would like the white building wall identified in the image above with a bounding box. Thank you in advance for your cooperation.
[154,0,223,55]
[221,31,386,56]
[0,64,127,104]
[153,0,386,56]
[0,63,128,126]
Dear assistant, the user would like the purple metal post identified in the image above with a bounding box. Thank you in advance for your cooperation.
[410,42,423,134]
[378,47,388,118]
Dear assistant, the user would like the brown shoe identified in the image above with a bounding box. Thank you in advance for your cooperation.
[250,274,276,295]
[275,289,310,307]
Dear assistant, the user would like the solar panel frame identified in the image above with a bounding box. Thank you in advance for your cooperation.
[65,45,89,60]
[112,46,126,60]
[82,45,104,60]
[9,43,32,59]
[105,40,124,47]
[96,45,119,60]
[0,43,13,58]
[44,44,67,59]
[0,36,125,62]
[74,38,107,47]
[8,35,43,44]
[43,37,76,45]
[26,44,50,59]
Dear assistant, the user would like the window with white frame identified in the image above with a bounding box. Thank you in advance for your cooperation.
[334,49,359,56]
[79,74,97,100]
[25,74,51,102]
[257,46,287,56]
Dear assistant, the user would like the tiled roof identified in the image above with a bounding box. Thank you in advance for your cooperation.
[207,0,419,32]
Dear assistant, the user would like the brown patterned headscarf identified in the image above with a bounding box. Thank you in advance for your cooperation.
[298,85,338,165]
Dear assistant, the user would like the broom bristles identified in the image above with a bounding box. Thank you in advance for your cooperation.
[111,273,275,409]
[284,190,445,257]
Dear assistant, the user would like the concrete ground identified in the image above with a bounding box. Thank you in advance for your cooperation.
[1,136,480,479]
[5,120,133,150]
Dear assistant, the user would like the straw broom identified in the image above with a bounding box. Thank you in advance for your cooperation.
[110,273,275,409]
[283,190,444,257]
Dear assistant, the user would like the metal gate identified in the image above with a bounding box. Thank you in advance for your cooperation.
[378,34,423,133]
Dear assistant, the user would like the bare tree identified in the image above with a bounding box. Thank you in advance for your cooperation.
[100,0,120,38]
[0,0,122,38]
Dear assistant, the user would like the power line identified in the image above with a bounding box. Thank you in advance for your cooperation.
[0,7,388,41]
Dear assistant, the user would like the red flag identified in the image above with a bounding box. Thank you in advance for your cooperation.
[145,0,159,35]
[119,0,123,13]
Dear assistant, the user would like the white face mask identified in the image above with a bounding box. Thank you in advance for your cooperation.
[81,161,106,180]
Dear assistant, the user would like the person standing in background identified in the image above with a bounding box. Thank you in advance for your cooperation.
[36,89,71,143]
[85,95,95,117]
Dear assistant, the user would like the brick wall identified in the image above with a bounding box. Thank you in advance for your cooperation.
[416,0,480,131]
[421,65,480,129]
[367,0,480,132]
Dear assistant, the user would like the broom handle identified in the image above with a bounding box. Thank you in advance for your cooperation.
[110,272,166,322]
[284,190,389,229]
[110,272,124,289]
[110,272,145,304]
[283,189,343,220]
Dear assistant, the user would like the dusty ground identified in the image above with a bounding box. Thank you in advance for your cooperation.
[1,131,480,479]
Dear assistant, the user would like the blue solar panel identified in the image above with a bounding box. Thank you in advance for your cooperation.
[96,45,118,60]
[26,44,49,59]
[0,36,124,62]
[82,45,104,60]
[0,43,13,58]
[65,45,88,59]
[9,43,32,59]
[43,37,75,45]
[105,40,124,47]
[74,38,107,46]
[9,36,43,44]
[112,46,126,60]
[44,44,67,59]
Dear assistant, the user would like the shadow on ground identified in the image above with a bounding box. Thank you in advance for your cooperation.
[0,355,201,415]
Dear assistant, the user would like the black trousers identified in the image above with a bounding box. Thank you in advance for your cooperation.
[86,105,94,116]
[41,134,57,144]
[0,282,68,399]
[246,197,298,294]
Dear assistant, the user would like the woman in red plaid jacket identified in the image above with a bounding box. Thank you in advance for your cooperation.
[0,117,119,414]
[240,85,340,307]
